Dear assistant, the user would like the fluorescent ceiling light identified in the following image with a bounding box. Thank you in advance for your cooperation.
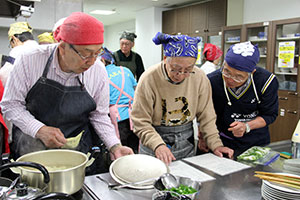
[90,10,116,15]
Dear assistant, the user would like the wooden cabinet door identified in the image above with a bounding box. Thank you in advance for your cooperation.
[207,0,227,33]
[270,91,300,142]
[162,10,176,34]
[189,3,207,35]
[176,7,190,35]
[270,107,300,142]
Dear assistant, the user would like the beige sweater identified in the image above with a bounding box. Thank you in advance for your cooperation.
[131,62,223,152]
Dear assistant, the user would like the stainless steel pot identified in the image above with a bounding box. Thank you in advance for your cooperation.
[11,149,96,194]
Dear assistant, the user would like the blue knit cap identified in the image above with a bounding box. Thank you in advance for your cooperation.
[225,41,260,73]
[100,47,115,64]
[152,32,201,58]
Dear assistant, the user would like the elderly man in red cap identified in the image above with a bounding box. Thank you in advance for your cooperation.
[0,12,133,174]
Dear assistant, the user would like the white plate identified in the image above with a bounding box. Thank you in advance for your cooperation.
[262,172,300,199]
[109,154,169,189]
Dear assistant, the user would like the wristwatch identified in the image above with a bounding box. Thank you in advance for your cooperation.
[245,122,251,133]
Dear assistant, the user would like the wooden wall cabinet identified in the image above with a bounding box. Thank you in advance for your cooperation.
[162,0,227,64]
[268,17,300,142]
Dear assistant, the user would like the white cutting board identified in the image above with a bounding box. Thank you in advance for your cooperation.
[169,160,215,182]
[184,153,251,176]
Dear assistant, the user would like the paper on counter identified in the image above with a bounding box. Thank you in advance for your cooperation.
[169,160,215,182]
[183,153,251,176]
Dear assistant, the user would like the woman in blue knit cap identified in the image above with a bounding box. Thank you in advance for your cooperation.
[208,41,279,157]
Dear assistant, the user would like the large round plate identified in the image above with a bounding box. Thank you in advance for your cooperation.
[109,154,169,189]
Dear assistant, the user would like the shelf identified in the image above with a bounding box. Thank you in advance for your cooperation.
[225,40,240,44]
[275,55,299,57]
[249,38,267,42]
[277,36,300,40]
[274,71,297,75]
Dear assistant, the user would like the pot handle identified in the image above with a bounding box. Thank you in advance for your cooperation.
[0,162,50,184]
[33,192,76,200]
[86,146,101,167]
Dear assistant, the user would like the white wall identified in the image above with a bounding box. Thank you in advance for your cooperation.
[243,0,300,24]
[227,0,244,26]
[136,7,167,69]
[0,0,82,55]
[103,20,135,52]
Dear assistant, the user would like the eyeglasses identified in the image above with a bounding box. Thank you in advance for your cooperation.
[167,63,195,75]
[222,67,249,83]
[170,69,195,75]
[69,44,104,60]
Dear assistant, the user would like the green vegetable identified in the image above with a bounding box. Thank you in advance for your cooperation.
[164,184,197,195]
[237,146,270,161]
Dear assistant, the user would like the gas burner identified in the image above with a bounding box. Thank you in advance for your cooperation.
[71,189,83,200]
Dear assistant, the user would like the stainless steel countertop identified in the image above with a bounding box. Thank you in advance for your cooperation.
[82,140,292,200]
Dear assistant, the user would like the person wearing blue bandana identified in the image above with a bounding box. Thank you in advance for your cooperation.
[207,41,279,157]
[100,47,139,153]
[131,32,234,165]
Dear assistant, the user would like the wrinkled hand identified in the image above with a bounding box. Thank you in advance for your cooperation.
[155,145,176,165]
[213,146,234,159]
[228,121,246,137]
[36,126,67,148]
[197,132,209,152]
[111,145,134,160]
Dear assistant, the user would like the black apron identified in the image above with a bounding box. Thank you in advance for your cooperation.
[10,49,107,175]
[139,121,195,160]
[114,51,137,76]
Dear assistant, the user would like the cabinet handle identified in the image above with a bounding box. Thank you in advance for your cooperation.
[287,110,298,114]
[288,92,298,96]
[279,97,288,100]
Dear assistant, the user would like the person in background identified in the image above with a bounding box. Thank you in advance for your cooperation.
[100,47,139,153]
[200,43,223,75]
[207,41,279,157]
[113,31,145,82]
[0,22,38,86]
[0,12,133,175]
[37,32,55,45]
[131,32,233,165]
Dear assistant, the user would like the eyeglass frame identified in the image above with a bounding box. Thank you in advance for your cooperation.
[221,65,250,83]
[69,44,104,60]
[166,60,195,75]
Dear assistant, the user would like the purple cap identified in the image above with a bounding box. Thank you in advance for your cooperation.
[225,41,260,72]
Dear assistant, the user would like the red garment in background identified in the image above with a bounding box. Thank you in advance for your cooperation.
[0,80,10,153]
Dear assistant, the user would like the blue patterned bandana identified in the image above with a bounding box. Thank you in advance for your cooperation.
[152,32,201,58]
[225,41,260,73]
[100,47,115,64]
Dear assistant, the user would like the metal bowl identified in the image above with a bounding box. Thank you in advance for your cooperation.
[154,176,201,200]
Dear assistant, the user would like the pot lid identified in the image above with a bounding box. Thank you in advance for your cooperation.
[110,154,169,183]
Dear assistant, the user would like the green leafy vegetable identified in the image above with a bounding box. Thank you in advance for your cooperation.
[165,184,197,195]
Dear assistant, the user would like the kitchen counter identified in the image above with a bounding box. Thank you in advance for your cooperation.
[82,140,292,200]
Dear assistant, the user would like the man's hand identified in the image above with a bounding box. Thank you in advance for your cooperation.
[228,121,246,137]
[155,145,176,165]
[110,145,134,160]
[36,126,67,148]
[197,132,209,152]
[213,146,234,159]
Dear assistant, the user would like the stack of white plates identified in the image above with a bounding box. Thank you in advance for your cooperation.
[261,179,300,200]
